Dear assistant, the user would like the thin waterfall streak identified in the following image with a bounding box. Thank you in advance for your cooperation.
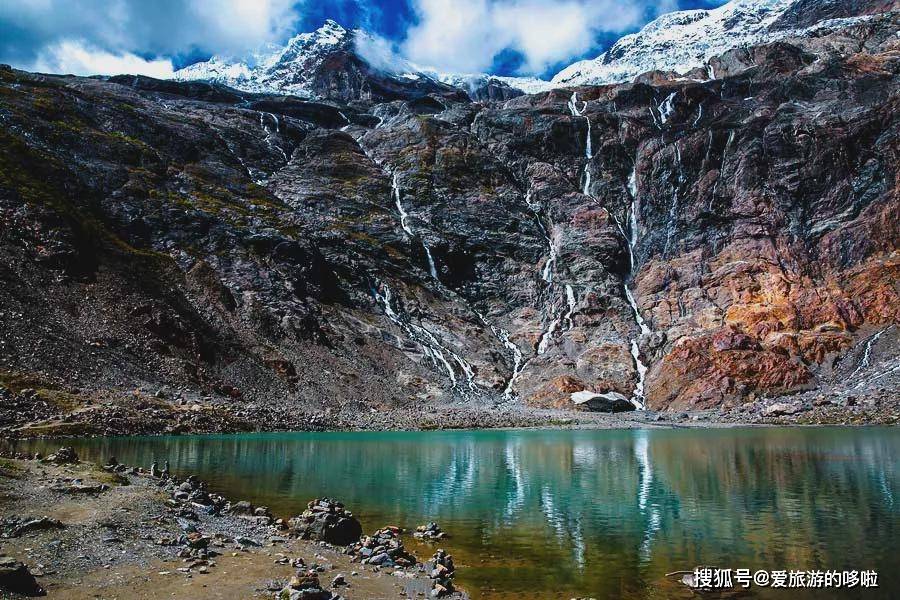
[624,159,650,408]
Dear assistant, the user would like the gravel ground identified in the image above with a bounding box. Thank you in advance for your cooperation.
[0,453,461,599]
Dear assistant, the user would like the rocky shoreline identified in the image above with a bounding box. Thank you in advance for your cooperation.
[1,382,897,440]
[0,448,467,599]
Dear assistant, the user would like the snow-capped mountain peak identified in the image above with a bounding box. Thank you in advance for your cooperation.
[550,0,877,86]
[174,20,357,97]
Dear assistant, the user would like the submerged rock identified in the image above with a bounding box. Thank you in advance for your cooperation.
[414,522,448,541]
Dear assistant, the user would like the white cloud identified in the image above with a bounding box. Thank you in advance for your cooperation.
[32,40,176,77]
[355,32,414,76]
[403,0,676,75]
[1,0,303,76]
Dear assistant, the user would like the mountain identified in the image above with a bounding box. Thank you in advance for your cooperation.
[174,20,549,103]
[1,7,898,434]
[551,0,892,85]
[174,20,463,103]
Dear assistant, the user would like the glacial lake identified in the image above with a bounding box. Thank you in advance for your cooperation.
[16,428,899,599]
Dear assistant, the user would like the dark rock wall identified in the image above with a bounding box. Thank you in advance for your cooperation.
[0,14,897,414]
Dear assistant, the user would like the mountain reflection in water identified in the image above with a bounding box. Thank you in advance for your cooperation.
[16,427,899,599]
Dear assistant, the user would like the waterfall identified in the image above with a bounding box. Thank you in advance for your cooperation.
[372,281,476,390]
[392,173,441,281]
[338,111,351,131]
[534,91,596,355]
[392,173,414,236]
[851,327,892,386]
[657,92,677,125]
[623,160,651,409]
[529,186,573,356]
[500,330,525,398]
[537,317,561,356]
[563,285,577,330]
[568,92,594,194]
[692,103,704,127]
[476,310,526,399]
[259,112,289,163]
[663,144,683,257]
[541,233,557,284]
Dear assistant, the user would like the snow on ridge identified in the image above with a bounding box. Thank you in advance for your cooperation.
[173,1,880,100]
[550,0,875,86]
[174,19,355,97]
[175,18,557,99]
[430,72,555,95]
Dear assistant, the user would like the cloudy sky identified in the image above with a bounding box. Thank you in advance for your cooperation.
[0,0,727,79]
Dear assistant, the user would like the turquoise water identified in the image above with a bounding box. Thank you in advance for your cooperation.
[16,428,899,599]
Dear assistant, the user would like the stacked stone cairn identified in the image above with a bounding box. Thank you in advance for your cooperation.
[288,498,362,546]
[428,548,456,597]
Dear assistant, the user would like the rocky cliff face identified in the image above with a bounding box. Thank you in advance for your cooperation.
[0,12,897,423]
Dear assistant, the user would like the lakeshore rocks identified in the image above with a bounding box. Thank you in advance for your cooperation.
[414,522,448,542]
[428,549,456,598]
[762,401,806,417]
[1,516,64,538]
[45,447,78,465]
[346,526,416,567]
[0,556,44,596]
[277,569,333,600]
[289,499,362,546]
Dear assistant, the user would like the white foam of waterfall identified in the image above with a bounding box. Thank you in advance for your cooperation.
[537,317,560,356]
[541,233,557,284]
[500,330,525,398]
[373,282,477,390]
[707,64,716,80]
[563,285,577,329]
[424,245,439,280]
[623,160,651,408]
[568,92,594,194]
[392,173,414,236]
[373,283,455,383]
[338,111,351,131]
[851,327,892,386]
[259,112,289,163]
[692,103,704,127]
[392,172,441,281]
[627,167,639,273]
[657,92,677,125]
[472,309,524,400]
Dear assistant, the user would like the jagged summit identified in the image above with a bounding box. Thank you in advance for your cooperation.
[550,0,885,85]
[175,20,463,103]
